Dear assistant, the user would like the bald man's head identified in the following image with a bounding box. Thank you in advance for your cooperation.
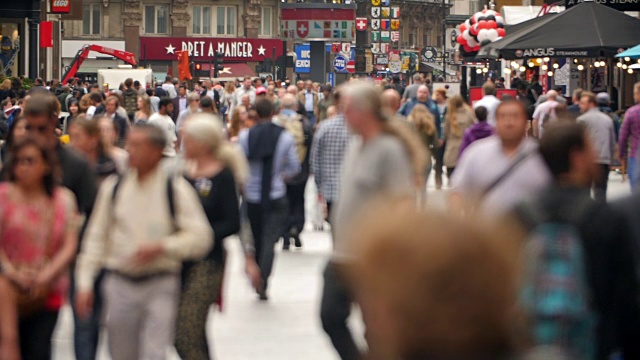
[382,89,402,113]
[287,85,298,96]
[546,90,558,101]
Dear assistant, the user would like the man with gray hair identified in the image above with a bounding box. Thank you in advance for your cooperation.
[274,94,313,250]
[287,85,308,118]
[75,123,213,360]
[176,92,202,131]
[402,73,424,103]
[532,89,560,139]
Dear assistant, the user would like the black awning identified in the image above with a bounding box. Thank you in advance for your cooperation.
[478,1,640,60]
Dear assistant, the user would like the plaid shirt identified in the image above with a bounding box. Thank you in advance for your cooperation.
[310,114,351,202]
[618,103,640,160]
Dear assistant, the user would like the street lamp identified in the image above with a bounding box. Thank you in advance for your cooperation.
[476,68,482,74]
[519,66,526,72]
[503,68,512,74]
[577,64,585,71]
[553,63,559,69]
[547,71,553,77]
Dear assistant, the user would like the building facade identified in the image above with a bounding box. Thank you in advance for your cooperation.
[61,0,283,82]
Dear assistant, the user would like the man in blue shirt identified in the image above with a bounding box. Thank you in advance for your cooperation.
[398,85,440,131]
[239,98,301,300]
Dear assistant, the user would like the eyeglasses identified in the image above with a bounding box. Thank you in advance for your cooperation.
[25,124,50,133]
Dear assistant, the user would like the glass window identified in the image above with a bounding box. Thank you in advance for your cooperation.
[193,6,212,35]
[82,4,100,35]
[145,5,168,34]
[193,6,201,34]
[214,6,236,36]
[217,7,225,35]
[259,7,272,36]
[203,7,211,34]
[227,7,235,35]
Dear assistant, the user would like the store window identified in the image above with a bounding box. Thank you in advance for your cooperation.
[193,6,212,35]
[216,7,236,36]
[145,5,169,34]
[0,23,20,77]
[259,7,272,36]
[82,3,101,35]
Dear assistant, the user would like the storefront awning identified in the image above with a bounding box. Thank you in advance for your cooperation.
[200,63,257,82]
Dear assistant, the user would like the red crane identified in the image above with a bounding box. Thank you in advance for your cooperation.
[62,44,138,85]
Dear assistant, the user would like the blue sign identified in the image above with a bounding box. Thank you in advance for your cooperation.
[334,55,347,72]
[327,72,335,87]
[294,44,356,74]
[295,45,311,74]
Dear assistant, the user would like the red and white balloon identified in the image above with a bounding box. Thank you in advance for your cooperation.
[457,9,505,55]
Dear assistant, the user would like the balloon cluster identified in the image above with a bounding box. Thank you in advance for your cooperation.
[456,9,506,56]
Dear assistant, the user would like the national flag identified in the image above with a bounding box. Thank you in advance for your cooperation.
[334,21,340,29]
[296,21,309,38]
[371,31,380,42]
[391,7,400,18]
[333,30,340,38]
[341,30,347,38]
[381,7,390,18]
[382,0,390,6]
[371,19,380,30]
[381,19,390,30]
[372,0,380,5]
[371,7,380,18]
[391,19,400,30]
[325,30,332,38]
[391,31,400,42]
[381,31,390,42]
[342,21,348,29]
[356,18,368,31]
[314,21,322,29]
[332,43,341,53]
[324,21,331,29]
[40,21,53,48]
[381,43,390,53]
[177,50,192,81]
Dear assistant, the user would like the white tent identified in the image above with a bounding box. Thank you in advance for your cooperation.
[500,5,565,25]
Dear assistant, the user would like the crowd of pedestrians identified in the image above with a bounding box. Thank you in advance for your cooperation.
[1,72,640,360]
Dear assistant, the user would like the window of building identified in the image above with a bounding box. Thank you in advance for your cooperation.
[259,7,272,36]
[145,5,169,34]
[216,6,236,36]
[469,0,481,15]
[423,33,432,47]
[408,32,415,47]
[82,4,101,35]
[193,6,212,35]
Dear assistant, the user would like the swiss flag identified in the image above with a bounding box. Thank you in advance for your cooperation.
[296,21,309,38]
[356,18,367,31]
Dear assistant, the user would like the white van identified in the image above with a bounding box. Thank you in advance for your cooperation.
[97,68,153,90]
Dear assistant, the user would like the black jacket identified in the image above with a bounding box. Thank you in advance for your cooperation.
[514,186,640,359]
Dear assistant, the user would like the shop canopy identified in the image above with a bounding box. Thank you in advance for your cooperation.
[477,1,640,60]
[616,44,640,60]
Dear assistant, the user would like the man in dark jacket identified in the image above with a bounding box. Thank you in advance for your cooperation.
[104,95,129,147]
[513,122,640,360]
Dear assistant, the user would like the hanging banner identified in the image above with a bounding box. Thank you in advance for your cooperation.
[40,21,53,48]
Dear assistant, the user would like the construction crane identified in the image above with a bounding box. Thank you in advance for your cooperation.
[62,44,137,85]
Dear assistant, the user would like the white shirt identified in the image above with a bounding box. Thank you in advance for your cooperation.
[162,83,178,99]
[473,95,501,127]
[304,91,314,112]
[452,136,551,216]
[533,99,559,137]
[178,97,187,113]
[149,113,177,157]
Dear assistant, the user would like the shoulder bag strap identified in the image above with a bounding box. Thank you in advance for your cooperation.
[481,150,535,199]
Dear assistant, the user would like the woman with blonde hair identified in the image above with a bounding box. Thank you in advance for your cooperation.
[222,82,236,121]
[228,105,248,142]
[134,94,152,124]
[175,113,260,360]
[408,104,438,204]
[78,94,92,115]
[443,95,475,179]
[0,79,12,102]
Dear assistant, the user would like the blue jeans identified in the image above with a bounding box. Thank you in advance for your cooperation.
[306,112,317,128]
[70,269,105,360]
[629,157,638,192]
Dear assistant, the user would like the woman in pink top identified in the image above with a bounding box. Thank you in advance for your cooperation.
[0,137,79,360]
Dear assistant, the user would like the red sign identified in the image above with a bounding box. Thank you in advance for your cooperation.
[296,21,309,38]
[51,0,71,14]
[40,21,53,48]
[346,60,356,74]
[139,37,284,62]
[470,87,517,106]
[356,18,367,31]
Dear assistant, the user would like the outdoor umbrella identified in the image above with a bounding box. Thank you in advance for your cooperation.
[477,1,640,60]
[616,44,640,60]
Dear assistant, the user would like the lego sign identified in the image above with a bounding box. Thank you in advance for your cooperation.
[51,0,71,14]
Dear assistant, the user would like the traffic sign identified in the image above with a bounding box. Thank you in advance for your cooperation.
[334,55,347,72]
[346,60,356,73]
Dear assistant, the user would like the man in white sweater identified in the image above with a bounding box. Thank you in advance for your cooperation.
[75,124,213,360]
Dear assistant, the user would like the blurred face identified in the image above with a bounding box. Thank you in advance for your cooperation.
[344,96,368,134]
[305,81,312,91]
[126,129,163,171]
[244,79,252,88]
[137,97,144,110]
[417,87,429,102]
[267,86,275,97]
[238,106,249,121]
[69,124,98,154]
[182,133,209,160]
[25,115,56,148]
[69,103,79,114]
[297,80,304,90]
[179,87,187,97]
[241,95,251,107]
[163,103,174,115]
[99,118,117,145]
[579,97,594,114]
[12,119,27,143]
[434,92,445,103]
[106,99,117,114]
[13,145,49,188]
[495,103,527,144]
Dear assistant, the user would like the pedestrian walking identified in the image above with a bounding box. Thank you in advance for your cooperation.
[532,90,560,139]
[443,95,475,179]
[0,137,80,360]
[451,100,551,216]
[297,80,319,127]
[75,124,213,360]
[176,92,202,132]
[134,94,153,124]
[408,104,437,203]
[473,81,501,127]
[68,118,120,184]
[398,85,440,122]
[310,89,350,227]
[104,96,129,148]
[316,85,334,124]
[402,73,423,103]
[321,81,425,360]
[459,106,494,158]
[274,94,313,250]
[238,98,300,300]
[175,114,261,360]
[148,97,177,157]
[618,83,640,190]
[514,122,640,359]
[230,77,256,117]
[577,92,615,203]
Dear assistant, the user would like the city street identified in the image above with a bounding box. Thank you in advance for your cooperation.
[52,171,631,360]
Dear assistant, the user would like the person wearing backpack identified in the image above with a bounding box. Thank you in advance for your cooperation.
[274,94,313,250]
[513,122,640,360]
[532,90,560,139]
[121,78,139,122]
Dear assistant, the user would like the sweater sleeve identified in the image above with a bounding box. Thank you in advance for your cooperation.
[619,112,633,159]
[211,171,241,242]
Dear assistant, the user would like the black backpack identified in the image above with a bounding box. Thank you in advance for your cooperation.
[111,175,176,227]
